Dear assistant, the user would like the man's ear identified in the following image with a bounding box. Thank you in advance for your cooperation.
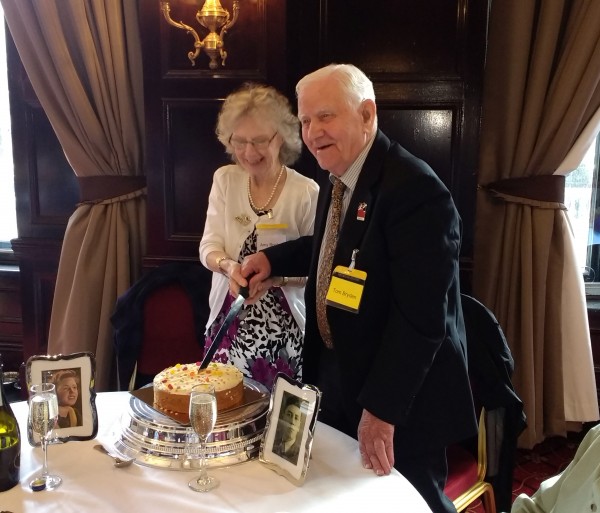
[361,99,377,129]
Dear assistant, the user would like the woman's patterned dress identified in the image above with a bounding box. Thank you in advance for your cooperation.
[205,229,303,389]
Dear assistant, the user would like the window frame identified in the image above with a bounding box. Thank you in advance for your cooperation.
[583,135,600,296]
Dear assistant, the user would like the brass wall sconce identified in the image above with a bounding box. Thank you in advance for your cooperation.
[160,0,240,69]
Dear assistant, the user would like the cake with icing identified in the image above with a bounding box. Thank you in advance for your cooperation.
[153,362,244,417]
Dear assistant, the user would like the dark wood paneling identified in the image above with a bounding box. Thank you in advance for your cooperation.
[378,108,455,188]
[31,109,79,220]
[322,0,462,77]
[11,238,60,364]
[7,33,78,239]
[588,305,600,407]
[167,101,228,236]
[0,266,22,372]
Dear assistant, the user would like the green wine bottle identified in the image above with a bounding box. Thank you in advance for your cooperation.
[0,354,20,492]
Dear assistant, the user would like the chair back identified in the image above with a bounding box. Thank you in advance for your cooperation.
[445,409,495,512]
[460,294,527,511]
[136,282,205,386]
[112,262,211,390]
[444,293,527,512]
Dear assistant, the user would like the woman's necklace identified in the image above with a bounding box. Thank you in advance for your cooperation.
[247,164,285,218]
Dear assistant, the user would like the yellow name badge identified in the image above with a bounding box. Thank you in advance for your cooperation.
[326,265,367,313]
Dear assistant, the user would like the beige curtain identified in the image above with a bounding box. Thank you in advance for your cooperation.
[475,0,600,447]
[556,111,600,425]
[1,0,146,390]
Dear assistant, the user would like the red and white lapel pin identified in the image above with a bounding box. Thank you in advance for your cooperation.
[356,202,367,221]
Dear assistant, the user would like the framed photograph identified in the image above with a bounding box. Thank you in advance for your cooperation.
[25,352,98,445]
[259,373,321,486]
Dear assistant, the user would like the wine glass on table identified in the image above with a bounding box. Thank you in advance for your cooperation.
[28,383,62,491]
[188,383,219,492]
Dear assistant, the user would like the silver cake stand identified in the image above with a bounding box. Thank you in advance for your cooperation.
[113,378,270,470]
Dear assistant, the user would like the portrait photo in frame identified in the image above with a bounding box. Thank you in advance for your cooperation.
[26,351,98,445]
[259,373,321,486]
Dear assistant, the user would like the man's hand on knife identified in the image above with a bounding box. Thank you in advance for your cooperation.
[228,252,272,304]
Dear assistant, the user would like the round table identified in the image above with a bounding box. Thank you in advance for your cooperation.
[2,391,432,512]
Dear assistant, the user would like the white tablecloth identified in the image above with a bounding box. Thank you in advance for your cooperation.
[2,392,432,513]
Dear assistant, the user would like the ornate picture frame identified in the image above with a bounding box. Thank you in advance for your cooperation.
[25,352,98,445]
[259,373,321,486]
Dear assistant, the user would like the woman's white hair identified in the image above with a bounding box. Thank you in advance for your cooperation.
[216,83,302,165]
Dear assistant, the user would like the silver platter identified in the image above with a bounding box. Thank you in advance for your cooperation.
[113,378,270,470]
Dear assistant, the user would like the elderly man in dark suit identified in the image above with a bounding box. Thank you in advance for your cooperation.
[236,64,477,513]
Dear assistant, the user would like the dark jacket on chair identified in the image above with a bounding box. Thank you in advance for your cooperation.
[461,293,527,512]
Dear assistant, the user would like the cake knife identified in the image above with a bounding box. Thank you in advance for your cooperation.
[200,284,249,369]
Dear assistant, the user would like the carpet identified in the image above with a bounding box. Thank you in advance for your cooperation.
[464,431,584,513]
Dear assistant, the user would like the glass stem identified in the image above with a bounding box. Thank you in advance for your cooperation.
[41,436,49,477]
[198,437,208,482]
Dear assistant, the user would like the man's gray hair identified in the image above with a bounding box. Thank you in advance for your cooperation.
[296,64,376,108]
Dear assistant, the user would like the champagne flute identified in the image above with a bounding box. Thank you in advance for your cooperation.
[28,383,62,491]
[188,383,218,492]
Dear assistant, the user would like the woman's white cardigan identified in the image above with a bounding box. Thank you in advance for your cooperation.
[199,164,319,331]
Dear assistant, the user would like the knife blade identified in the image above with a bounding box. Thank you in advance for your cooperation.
[200,284,249,369]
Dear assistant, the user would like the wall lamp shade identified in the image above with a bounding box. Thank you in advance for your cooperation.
[160,0,240,69]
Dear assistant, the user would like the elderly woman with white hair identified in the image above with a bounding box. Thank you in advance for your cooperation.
[199,83,318,388]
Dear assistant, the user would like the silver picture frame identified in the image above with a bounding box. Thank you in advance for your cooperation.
[25,351,98,445]
[259,373,321,486]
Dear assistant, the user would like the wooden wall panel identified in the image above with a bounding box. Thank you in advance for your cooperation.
[11,103,77,239]
[588,305,600,407]
[164,101,229,241]
[322,0,462,76]
[30,110,79,222]
[378,108,455,187]
[8,31,78,240]
[0,267,22,372]
[11,238,60,365]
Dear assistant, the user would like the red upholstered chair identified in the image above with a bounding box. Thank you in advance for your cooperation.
[112,262,211,390]
[136,283,205,386]
[445,408,496,513]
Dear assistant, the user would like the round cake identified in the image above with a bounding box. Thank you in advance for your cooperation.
[153,362,244,417]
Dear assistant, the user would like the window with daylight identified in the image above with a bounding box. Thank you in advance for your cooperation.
[564,135,600,290]
[0,12,17,251]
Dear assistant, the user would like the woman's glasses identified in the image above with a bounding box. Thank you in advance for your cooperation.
[229,132,277,151]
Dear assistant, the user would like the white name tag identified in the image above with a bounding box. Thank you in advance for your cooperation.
[256,223,287,251]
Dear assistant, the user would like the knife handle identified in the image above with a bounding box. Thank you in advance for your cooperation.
[239,271,255,299]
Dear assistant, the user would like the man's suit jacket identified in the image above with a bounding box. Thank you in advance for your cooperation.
[264,130,477,451]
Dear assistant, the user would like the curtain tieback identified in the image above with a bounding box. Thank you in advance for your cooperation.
[78,176,147,203]
[481,175,566,209]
